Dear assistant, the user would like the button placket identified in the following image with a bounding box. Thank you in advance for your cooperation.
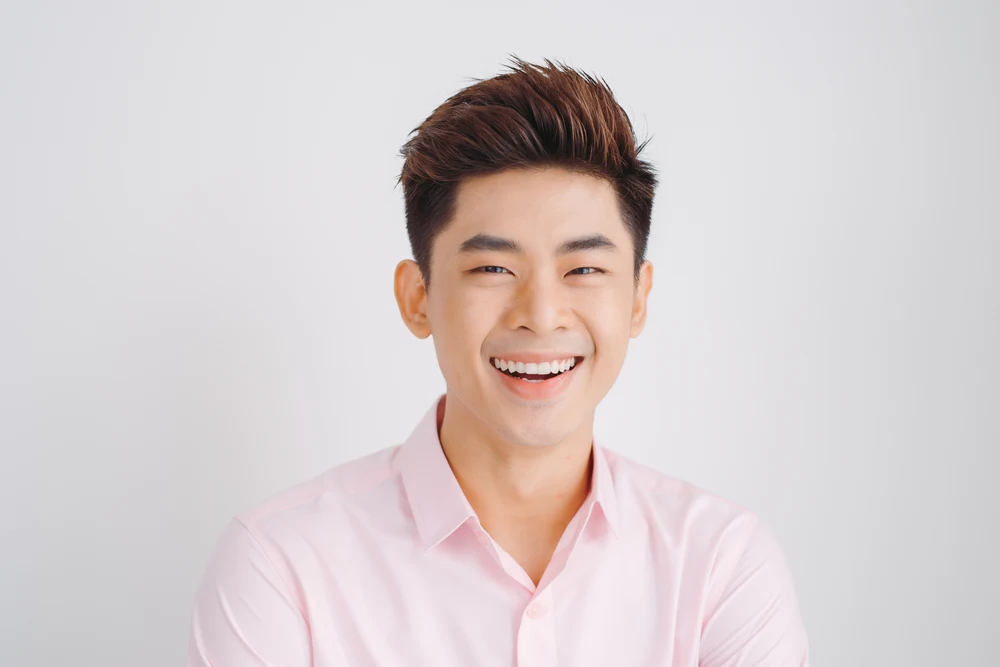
[517,588,557,666]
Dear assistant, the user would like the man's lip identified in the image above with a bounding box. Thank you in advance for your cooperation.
[487,353,585,363]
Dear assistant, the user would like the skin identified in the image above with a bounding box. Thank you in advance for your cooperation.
[394,166,653,585]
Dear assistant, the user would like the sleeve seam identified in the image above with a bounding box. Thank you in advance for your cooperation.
[234,517,308,621]
[703,512,764,629]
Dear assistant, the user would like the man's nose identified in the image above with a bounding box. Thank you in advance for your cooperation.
[505,275,572,333]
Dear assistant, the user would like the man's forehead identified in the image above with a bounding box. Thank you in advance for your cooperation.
[445,171,625,246]
[454,168,617,218]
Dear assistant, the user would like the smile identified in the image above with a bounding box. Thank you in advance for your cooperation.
[489,356,582,383]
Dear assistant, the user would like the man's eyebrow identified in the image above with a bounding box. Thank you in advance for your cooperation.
[557,234,619,254]
[457,233,619,255]
[458,234,524,254]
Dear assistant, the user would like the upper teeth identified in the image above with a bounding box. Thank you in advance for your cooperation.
[492,357,577,375]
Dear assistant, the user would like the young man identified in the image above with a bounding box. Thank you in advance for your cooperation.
[189,57,810,666]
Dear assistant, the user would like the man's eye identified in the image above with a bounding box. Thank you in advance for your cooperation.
[475,266,510,274]
[568,267,604,275]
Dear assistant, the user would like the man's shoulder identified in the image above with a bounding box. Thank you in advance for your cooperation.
[604,448,760,545]
[236,444,404,539]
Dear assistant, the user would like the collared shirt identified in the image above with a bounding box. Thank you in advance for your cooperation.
[188,396,810,666]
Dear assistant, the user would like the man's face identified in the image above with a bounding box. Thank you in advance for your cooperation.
[398,167,653,448]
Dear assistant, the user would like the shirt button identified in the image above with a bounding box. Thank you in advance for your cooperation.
[527,603,546,618]
[477,533,487,545]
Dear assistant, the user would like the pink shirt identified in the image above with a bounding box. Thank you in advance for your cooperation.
[188,397,810,666]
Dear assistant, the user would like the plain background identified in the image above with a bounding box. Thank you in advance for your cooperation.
[2,1,997,665]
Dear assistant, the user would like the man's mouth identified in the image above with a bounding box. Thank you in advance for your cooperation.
[489,356,583,383]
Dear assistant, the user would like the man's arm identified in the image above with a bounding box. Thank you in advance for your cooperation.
[188,519,312,667]
[699,518,811,667]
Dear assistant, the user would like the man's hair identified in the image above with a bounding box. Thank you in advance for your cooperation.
[397,56,658,288]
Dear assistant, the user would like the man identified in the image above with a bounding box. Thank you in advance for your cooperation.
[188,57,810,666]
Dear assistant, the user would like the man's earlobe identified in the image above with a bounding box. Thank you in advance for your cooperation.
[394,260,431,339]
[630,260,654,338]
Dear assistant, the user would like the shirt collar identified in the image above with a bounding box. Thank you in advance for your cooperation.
[397,395,620,551]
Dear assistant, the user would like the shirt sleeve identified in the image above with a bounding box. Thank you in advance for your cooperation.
[699,518,811,667]
[188,519,312,667]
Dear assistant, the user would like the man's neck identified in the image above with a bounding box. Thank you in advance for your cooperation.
[436,394,594,540]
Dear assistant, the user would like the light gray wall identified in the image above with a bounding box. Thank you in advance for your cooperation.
[2,1,997,665]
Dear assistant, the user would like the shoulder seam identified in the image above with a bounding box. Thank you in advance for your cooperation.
[235,517,308,620]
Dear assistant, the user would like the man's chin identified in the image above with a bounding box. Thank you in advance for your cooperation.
[487,406,586,449]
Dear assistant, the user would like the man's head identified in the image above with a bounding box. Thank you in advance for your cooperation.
[394,57,658,449]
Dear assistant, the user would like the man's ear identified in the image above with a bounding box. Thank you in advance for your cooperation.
[394,260,431,339]
[630,260,654,338]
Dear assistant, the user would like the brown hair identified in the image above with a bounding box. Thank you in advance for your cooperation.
[397,56,658,287]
